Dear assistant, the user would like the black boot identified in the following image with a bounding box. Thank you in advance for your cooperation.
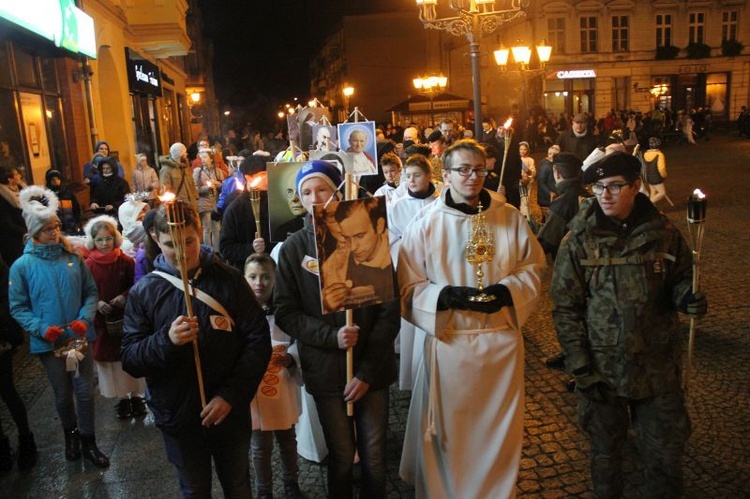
[17,432,37,470]
[0,436,14,471]
[81,435,109,468]
[64,427,81,461]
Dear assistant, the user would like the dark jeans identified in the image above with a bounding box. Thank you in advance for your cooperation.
[314,388,388,499]
[39,351,95,435]
[0,348,30,437]
[251,428,298,495]
[161,411,252,499]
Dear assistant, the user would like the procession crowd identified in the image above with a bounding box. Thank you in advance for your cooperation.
[0,108,708,498]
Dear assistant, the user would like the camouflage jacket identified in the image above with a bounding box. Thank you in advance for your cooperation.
[551,194,693,399]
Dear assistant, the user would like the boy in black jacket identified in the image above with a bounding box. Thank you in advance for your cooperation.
[122,204,271,498]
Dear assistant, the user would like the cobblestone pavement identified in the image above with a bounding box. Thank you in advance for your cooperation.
[1,130,749,497]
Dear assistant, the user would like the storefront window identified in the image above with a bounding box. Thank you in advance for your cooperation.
[0,44,12,88]
[40,58,58,93]
[706,73,728,120]
[44,95,70,179]
[14,48,38,89]
[0,89,24,167]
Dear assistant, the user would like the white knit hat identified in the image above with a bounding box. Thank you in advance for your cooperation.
[19,186,60,237]
[170,142,187,161]
[84,215,123,250]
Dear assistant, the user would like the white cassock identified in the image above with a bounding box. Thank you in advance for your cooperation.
[398,188,545,498]
[388,189,439,390]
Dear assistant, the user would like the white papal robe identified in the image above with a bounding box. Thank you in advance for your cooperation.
[397,188,545,498]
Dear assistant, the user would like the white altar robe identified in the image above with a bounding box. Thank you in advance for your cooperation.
[388,190,439,390]
[397,188,545,498]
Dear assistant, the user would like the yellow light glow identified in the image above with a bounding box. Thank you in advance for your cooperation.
[343,86,354,97]
[536,41,552,63]
[511,45,532,65]
[190,92,201,103]
[494,47,509,66]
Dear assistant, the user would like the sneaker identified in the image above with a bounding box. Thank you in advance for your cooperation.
[130,397,148,417]
[115,399,132,419]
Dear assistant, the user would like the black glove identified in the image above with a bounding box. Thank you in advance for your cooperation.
[436,286,476,311]
[210,210,222,221]
[481,284,513,308]
[681,291,707,319]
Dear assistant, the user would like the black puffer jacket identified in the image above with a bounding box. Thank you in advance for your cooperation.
[274,216,399,397]
[121,246,271,434]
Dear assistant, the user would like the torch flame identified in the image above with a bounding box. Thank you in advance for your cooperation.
[249,176,263,189]
[503,117,513,129]
[159,191,176,203]
[234,178,244,191]
[693,188,706,200]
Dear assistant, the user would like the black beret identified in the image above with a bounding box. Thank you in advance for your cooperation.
[426,129,444,143]
[405,144,431,157]
[552,152,583,178]
[582,151,641,184]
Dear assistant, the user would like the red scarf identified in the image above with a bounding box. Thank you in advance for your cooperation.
[87,248,122,265]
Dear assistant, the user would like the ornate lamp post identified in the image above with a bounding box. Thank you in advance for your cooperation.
[494,39,552,118]
[414,0,528,139]
[413,74,448,126]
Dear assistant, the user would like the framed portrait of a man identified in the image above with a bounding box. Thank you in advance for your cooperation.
[312,196,395,314]
[312,124,338,152]
[337,121,378,176]
[267,162,307,242]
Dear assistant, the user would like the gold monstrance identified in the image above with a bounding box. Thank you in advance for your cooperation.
[465,203,496,302]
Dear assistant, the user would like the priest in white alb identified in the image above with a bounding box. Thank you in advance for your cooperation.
[398,140,545,498]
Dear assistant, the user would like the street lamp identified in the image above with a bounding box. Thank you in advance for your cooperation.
[414,0,528,139]
[413,74,448,126]
[494,40,552,119]
[343,85,355,116]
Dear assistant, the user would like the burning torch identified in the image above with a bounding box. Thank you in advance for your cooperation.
[160,192,207,408]
[497,117,513,195]
[247,175,264,241]
[685,188,707,396]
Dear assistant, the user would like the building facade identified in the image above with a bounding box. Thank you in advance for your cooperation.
[449,0,750,124]
[0,0,217,188]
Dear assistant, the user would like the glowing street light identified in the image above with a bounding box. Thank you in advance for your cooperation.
[413,74,448,126]
[343,85,355,115]
[414,0,528,138]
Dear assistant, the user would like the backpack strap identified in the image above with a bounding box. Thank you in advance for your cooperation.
[152,271,235,327]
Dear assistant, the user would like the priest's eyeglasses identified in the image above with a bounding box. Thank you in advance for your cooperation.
[448,167,489,177]
[592,182,631,196]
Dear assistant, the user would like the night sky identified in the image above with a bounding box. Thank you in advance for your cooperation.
[197,0,411,130]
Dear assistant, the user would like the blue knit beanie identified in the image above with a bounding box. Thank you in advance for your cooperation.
[295,160,342,195]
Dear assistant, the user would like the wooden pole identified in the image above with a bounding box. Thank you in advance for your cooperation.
[344,172,355,417]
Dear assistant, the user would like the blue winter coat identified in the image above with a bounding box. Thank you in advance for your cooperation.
[8,240,97,354]
[121,246,272,435]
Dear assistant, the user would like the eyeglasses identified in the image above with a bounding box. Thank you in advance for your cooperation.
[592,182,631,195]
[448,167,489,177]
[40,224,61,235]
[285,188,297,199]
[94,236,114,244]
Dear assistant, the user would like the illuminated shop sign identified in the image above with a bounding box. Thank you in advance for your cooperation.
[126,48,162,97]
[0,0,97,58]
[556,69,597,79]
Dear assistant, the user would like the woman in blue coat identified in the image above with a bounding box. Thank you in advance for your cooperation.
[8,186,109,468]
